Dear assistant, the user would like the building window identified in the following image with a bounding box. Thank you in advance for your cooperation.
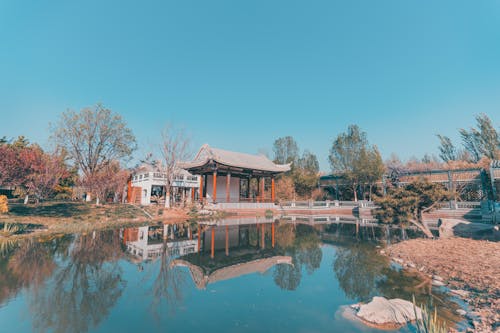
[143,189,147,197]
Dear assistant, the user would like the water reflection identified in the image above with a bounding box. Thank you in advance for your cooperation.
[0,216,462,332]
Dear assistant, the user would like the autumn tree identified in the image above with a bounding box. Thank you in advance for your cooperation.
[293,150,320,198]
[51,105,136,204]
[0,195,8,214]
[374,179,451,238]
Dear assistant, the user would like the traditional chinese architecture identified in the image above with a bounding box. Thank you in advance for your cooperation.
[169,218,291,289]
[180,144,291,205]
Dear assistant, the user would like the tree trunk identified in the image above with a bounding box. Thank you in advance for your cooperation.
[369,184,373,201]
[353,184,358,202]
[409,219,434,238]
[96,197,100,206]
[165,192,171,208]
[24,195,29,205]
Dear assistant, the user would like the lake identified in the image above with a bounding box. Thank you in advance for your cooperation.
[0,216,464,332]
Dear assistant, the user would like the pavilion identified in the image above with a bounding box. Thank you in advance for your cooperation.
[180,144,291,205]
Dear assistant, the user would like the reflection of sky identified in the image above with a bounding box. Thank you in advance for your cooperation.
[0,243,412,333]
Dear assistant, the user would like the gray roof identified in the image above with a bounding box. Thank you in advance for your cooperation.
[180,144,291,173]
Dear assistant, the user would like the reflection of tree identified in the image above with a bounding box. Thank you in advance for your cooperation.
[0,236,72,306]
[29,230,125,333]
[333,243,388,301]
[273,223,322,290]
[149,238,187,319]
[273,262,302,291]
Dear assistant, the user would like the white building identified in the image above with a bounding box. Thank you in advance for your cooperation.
[127,163,200,206]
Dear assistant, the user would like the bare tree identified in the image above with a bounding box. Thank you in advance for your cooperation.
[159,125,190,208]
[51,105,136,204]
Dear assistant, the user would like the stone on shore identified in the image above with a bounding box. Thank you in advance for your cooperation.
[354,296,422,329]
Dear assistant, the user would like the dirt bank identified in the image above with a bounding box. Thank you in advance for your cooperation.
[386,238,500,332]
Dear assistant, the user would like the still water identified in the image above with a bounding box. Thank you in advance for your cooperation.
[0,216,462,333]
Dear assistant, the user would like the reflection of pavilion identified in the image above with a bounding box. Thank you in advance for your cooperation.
[122,225,198,261]
[170,217,292,289]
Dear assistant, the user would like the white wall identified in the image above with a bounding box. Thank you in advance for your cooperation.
[206,175,240,202]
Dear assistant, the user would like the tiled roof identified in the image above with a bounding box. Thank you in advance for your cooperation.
[180,144,291,173]
[172,256,293,289]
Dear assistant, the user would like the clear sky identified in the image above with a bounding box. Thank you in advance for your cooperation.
[1,0,499,171]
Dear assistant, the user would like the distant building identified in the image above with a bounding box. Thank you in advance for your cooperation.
[126,163,200,206]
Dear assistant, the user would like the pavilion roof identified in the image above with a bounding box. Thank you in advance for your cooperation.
[180,144,291,174]
[171,256,293,289]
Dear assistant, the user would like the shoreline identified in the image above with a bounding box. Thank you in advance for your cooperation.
[384,238,500,332]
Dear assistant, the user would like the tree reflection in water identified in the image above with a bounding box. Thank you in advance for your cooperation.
[0,235,72,307]
[273,223,322,290]
[333,242,388,301]
[29,230,126,333]
[148,234,188,319]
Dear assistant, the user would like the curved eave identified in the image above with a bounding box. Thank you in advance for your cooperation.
[179,159,291,174]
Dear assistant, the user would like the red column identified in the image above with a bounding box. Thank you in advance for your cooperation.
[127,178,132,203]
[226,173,231,203]
[271,177,275,203]
[212,171,217,204]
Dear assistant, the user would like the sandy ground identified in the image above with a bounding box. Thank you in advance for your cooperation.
[386,238,500,332]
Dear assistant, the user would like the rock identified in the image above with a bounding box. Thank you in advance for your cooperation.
[456,309,467,316]
[350,303,361,311]
[432,279,446,287]
[354,297,422,328]
[438,218,495,239]
[450,289,470,298]
[433,275,444,282]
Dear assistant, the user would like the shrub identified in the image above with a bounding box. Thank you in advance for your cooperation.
[0,195,8,214]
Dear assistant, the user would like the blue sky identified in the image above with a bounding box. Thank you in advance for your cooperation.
[1,0,499,171]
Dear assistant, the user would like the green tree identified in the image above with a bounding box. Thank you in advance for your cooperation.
[355,146,385,200]
[374,179,451,238]
[329,125,382,201]
[273,136,299,165]
[52,105,136,204]
[459,113,499,162]
[436,135,457,162]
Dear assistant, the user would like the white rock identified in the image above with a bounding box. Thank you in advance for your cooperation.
[355,297,422,327]
[450,289,470,298]
[432,279,446,287]
[456,309,467,316]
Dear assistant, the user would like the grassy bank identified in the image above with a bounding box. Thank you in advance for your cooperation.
[0,202,187,237]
